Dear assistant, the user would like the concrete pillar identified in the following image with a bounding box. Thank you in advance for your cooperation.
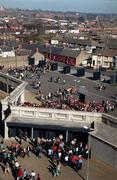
[1,100,8,120]
[20,91,25,103]
[6,78,9,94]
[31,128,34,139]
[4,121,8,139]
[66,130,69,142]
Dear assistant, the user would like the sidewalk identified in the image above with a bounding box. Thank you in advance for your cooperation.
[0,139,116,180]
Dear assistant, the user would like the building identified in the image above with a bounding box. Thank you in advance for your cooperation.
[0,73,117,169]
[0,46,15,58]
[28,48,45,65]
[23,43,87,66]
[92,49,117,69]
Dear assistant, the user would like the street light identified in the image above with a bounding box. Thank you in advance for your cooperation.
[74,79,77,91]
[86,133,91,180]
[49,45,52,61]
[83,126,92,180]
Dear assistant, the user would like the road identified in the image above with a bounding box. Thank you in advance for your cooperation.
[25,70,117,103]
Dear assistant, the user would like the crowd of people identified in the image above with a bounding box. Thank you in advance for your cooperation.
[0,133,90,179]
[2,64,116,114]
[21,87,115,113]
[0,141,41,180]
[39,135,90,175]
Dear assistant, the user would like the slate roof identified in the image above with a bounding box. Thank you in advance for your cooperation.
[106,38,117,50]
[0,45,12,52]
[60,47,80,58]
[64,38,91,46]
[16,49,31,56]
[24,43,80,58]
[93,48,117,57]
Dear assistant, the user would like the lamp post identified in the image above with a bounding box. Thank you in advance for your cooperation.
[83,126,91,180]
[49,45,52,61]
[74,79,80,90]
[74,79,80,93]
[86,133,91,180]
[74,79,77,91]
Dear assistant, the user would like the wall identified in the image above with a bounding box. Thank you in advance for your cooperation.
[76,50,90,66]
[102,114,117,128]
[92,55,113,68]
[0,73,27,120]
[11,106,102,124]
[90,135,117,169]
[32,51,44,65]
[0,55,28,68]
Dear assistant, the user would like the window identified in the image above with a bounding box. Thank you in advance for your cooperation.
[104,62,108,66]
[97,61,100,65]
[93,60,95,66]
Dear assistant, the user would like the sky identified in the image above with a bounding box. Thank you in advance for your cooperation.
[0,0,117,14]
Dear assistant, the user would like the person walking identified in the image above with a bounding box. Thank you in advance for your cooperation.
[50,76,53,82]
[17,166,23,180]
[26,145,31,157]
[4,161,10,173]
[54,162,61,177]
[63,79,66,85]
[31,170,36,180]
[36,173,41,180]
[23,169,28,179]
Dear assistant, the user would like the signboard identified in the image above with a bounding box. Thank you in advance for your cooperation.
[79,86,87,95]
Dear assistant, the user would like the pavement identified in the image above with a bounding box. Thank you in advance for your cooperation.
[24,90,41,104]
[2,66,117,104]
[0,139,117,180]
[24,69,117,104]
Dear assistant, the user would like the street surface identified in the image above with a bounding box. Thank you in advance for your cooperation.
[0,139,117,180]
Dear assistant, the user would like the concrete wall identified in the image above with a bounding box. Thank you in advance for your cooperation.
[11,106,102,124]
[0,55,28,68]
[0,73,27,120]
[90,135,117,169]
[102,114,117,129]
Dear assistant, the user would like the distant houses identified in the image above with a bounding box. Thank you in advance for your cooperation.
[92,49,117,69]
[0,46,15,58]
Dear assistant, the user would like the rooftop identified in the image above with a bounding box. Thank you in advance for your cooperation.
[7,116,91,131]
[91,123,117,147]
[23,43,80,58]
[93,48,117,57]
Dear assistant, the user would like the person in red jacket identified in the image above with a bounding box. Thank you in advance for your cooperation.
[17,166,23,179]
[36,173,41,180]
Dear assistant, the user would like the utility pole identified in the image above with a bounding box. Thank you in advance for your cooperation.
[86,133,91,180]
[49,45,52,61]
